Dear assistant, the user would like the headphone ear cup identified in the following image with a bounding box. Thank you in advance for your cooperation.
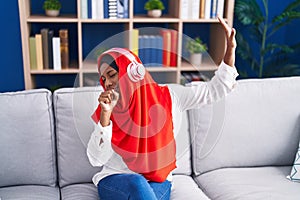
[127,61,145,82]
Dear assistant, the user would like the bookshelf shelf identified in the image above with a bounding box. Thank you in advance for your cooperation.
[27,15,78,22]
[80,19,131,23]
[180,63,218,71]
[133,16,180,23]
[18,0,235,89]
[146,67,178,72]
[31,69,80,74]
[181,18,228,23]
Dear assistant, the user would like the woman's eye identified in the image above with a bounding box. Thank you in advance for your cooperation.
[110,73,117,78]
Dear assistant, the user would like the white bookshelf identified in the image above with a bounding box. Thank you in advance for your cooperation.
[18,0,235,89]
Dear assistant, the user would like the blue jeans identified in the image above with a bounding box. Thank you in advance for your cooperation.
[97,174,172,200]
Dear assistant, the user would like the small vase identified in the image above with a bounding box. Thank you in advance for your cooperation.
[190,53,202,66]
[147,9,162,18]
[45,10,60,17]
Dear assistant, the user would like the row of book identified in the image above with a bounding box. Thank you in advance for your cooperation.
[181,72,210,84]
[81,0,129,19]
[29,29,69,70]
[131,29,178,67]
[181,0,225,19]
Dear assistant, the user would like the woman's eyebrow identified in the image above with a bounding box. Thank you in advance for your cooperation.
[106,70,115,75]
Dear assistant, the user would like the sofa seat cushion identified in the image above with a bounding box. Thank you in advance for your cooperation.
[61,183,99,200]
[170,175,209,200]
[61,177,209,200]
[0,185,59,200]
[195,166,300,200]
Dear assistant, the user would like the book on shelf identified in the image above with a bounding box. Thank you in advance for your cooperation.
[199,0,205,18]
[138,35,151,66]
[29,28,69,71]
[41,29,54,69]
[129,29,139,56]
[59,29,69,69]
[138,35,164,67]
[104,0,117,19]
[35,34,43,70]
[92,0,104,19]
[169,30,178,67]
[119,0,129,18]
[148,35,161,67]
[138,35,145,64]
[190,0,200,19]
[81,0,88,19]
[217,0,225,18]
[84,0,128,19]
[156,35,163,67]
[181,0,189,19]
[143,35,151,66]
[181,0,225,20]
[47,30,54,69]
[52,37,61,70]
[41,28,49,69]
[181,72,210,84]
[109,0,118,19]
[204,0,212,19]
[160,30,171,67]
[29,37,37,70]
[87,0,92,18]
[211,0,218,18]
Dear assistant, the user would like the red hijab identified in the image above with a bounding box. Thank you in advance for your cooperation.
[92,48,176,182]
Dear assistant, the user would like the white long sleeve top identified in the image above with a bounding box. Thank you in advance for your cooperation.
[87,62,239,186]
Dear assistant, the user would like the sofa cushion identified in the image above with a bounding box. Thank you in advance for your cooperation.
[53,87,103,187]
[0,185,60,200]
[195,166,300,200]
[189,77,300,175]
[288,142,300,182]
[61,183,99,200]
[0,89,57,187]
[170,175,209,200]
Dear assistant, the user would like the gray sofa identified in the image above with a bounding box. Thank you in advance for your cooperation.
[1,77,300,200]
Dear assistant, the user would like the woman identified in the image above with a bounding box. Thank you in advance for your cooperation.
[87,16,238,200]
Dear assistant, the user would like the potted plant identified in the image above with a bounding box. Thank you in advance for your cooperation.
[144,0,165,18]
[186,37,208,66]
[43,0,62,17]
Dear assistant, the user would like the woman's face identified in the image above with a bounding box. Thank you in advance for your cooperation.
[100,63,119,91]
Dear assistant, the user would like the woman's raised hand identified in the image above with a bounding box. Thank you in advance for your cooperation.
[217,15,236,67]
[98,90,119,112]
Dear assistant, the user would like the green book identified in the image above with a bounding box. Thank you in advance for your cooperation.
[29,37,37,70]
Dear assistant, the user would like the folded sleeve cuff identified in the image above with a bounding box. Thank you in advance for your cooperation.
[215,62,239,89]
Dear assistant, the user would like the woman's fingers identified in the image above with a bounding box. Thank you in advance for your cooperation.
[217,15,231,36]
[98,91,114,104]
[229,28,237,48]
[217,15,237,49]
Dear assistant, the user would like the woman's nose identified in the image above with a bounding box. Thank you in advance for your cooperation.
[105,79,113,88]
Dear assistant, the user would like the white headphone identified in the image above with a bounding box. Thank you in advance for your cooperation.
[102,48,145,82]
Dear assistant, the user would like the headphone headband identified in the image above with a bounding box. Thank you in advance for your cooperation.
[103,48,137,63]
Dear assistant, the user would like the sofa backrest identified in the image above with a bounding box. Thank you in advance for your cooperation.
[0,89,57,187]
[53,87,102,188]
[189,77,300,175]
